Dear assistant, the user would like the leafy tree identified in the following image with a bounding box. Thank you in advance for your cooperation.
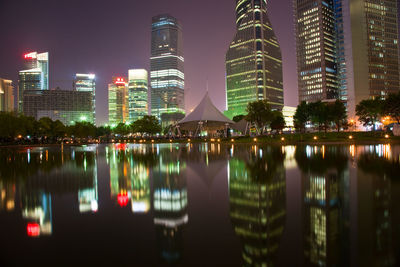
[309,101,332,132]
[330,100,347,132]
[114,122,130,136]
[294,101,310,133]
[356,98,383,130]
[245,100,273,135]
[270,111,286,133]
[383,92,400,123]
[132,116,162,135]
[69,122,96,138]
[232,114,246,123]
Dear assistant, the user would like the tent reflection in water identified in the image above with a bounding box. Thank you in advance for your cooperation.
[175,92,234,137]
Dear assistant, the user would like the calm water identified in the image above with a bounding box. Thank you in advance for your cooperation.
[0,143,399,266]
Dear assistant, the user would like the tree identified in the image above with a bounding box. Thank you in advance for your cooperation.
[114,122,130,136]
[132,116,162,135]
[232,114,246,123]
[270,111,286,133]
[356,98,383,130]
[245,100,273,135]
[383,92,400,123]
[309,101,331,132]
[330,100,347,132]
[294,101,310,133]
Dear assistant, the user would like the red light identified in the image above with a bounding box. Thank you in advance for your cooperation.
[117,193,129,207]
[27,223,40,237]
[114,143,127,151]
[114,77,125,85]
[24,53,36,59]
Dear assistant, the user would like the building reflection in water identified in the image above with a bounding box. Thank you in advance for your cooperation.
[77,147,99,213]
[228,145,286,266]
[0,180,15,212]
[152,147,188,264]
[106,144,151,212]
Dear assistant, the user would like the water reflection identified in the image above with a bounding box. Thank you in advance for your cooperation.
[229,146,286,266]
[0,143,399,266]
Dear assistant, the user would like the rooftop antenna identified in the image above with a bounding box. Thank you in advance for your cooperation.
[206,78,209,94]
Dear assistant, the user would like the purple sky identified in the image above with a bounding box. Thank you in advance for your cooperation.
[0,0,297,125]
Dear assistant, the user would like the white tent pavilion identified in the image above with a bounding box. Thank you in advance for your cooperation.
[176,92,234,136]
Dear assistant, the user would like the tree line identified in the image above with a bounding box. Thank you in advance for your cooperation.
[0,112,162,143]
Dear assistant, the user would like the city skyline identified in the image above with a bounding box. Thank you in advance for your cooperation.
[0,0,297,125]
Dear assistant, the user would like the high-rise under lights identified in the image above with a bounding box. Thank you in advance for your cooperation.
[74,74,96,124]
[108,77,128,126]
[128,69,148,123]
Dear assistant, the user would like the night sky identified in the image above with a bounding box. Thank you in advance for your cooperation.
[0,0,297,125]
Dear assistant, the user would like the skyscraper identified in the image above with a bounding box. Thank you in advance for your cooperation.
[295,0,400,122]
[150,14,185,126]
[73,74,96,124]
[0,78,14,112]
[108,77,128,126]
[128,69,148,123]
[338,0,400,120]
[18,52,49,112]
[225,0,284,119]
[294,0,339,103]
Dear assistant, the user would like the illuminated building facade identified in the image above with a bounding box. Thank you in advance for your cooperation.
[336,0,400,120]
[225,0,284,119]
[150,14,185,125]
[0,78,14,112]
[18,52,49,113]
[295,0,339,103]
[73,74,96,124]
[108,77,128,126]
[128,69,148,123]
[228,147,286,266]
[23,88,93,126]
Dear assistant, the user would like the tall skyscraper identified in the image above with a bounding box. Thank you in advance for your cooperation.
[0,78,14,112]
[295,0,400,122]
[338,0,400,120]
[150,14,185,126]
[18,52,49,113]
[108,77,128,126]
[73,74,96,124]
[128,69,148,123]
[294,0,339,103]
[225,0,284,119]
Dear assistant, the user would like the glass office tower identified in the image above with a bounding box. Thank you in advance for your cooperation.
[0,78,14,112]
[108,77,128,126]
[18,52,49,113]
[294,0,339,103]
[225,0,284,119]
[128,69,148,123]
[74,74,96,124]
[150,14,185,125]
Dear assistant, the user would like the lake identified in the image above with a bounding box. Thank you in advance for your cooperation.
[0,143,399,266]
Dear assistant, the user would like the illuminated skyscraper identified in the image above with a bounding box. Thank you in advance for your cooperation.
[294,0,339,103]
[74,74,96,124]
[335,0,400,121]
[18,52,49,112]
[128,69,148,123]
[108,77,128,126]
[225,0,284,119]
[150,14,185,126]
[0,78,14,112]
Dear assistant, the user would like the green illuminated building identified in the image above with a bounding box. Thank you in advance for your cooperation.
[73,74,96,124]
[128,69,148,123]
[225,0,284,119]
[108,77,128,126]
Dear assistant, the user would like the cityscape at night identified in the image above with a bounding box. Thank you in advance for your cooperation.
[1,0,400,266]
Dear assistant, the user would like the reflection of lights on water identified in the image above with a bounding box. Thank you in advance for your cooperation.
[349,145,355,158]
[322,146,325,159]
[27,149,30,163]
[91,200,98,212]
[306,146,312,158]
[117,193,129,207]
[259,149,263,158]
[27,223,40,237]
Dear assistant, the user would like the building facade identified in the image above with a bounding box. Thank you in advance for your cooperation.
[73,74,96,124]
[0,78,14,112]
[18,52,49,113]
[225,0,284,119]
[23,89,92,126]
[295,0,400,122]
[150,14,185,125]
[128,69,148,123]
[108,77,128,126]
[294,0,339,103]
